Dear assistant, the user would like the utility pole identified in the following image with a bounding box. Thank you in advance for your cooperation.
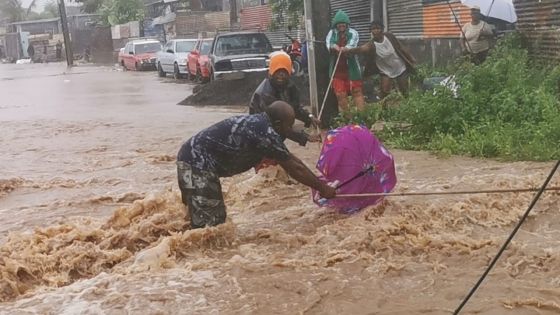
[229,0,238,29]
[304,0,337,127]
[57,0,73,67]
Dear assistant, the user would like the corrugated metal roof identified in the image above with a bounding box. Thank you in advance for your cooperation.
[330,0,371,44]
[387,0,423,37]
[514,0,560,62]
[423,1,471,38]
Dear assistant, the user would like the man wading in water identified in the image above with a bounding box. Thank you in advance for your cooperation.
[176,101,336,229]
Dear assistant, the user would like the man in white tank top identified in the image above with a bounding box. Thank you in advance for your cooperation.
[346,21,416,99]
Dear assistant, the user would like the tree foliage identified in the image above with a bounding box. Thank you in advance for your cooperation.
[269,0,303,30]
[100,0,144,26]
[26,1,59,20]
[74,0,103,14]
[0,0,25,23]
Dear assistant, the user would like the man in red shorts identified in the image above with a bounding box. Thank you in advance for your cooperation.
[326,10,365,114]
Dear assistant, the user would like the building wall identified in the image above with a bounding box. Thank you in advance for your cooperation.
[175,11,230,37]
[240,3,272,30]
[13,20,60,35]
[422,1,471,38]
[387,0,423,37]
[514,0,560,63]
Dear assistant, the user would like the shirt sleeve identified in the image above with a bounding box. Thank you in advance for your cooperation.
[347,29,359,49]
[257,126,291,162]
[326,30,334,49]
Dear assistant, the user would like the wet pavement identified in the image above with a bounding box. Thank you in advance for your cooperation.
[0,62,559,314]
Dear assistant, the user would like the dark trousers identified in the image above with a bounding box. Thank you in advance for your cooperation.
[177,161,226,229]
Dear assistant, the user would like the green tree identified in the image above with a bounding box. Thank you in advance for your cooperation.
[0,0,25,23]
[74,0,103,14]
[100,0,144,26]
[269,0,303,30]
[42,1,59,17]
[26,1,59,20]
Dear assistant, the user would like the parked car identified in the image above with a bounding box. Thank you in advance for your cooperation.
[186,38,213,82]
[208,32,274,81]
[118,39,162,71]
[156,39,197,79]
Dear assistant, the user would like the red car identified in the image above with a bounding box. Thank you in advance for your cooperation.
[118,39,162,71]
[186,38,213,82]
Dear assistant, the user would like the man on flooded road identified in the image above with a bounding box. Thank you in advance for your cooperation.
[177,101,336,229]
[249,51,321,147]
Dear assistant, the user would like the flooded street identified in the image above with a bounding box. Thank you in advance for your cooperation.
[1,63,559,314]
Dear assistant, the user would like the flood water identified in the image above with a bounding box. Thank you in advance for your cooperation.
[0,63,559,314]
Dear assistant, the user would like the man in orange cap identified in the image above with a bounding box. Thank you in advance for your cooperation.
[250,51,321,146]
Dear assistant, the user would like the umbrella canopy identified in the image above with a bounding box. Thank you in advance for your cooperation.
[461,0,517,23]
[312,125,397,213]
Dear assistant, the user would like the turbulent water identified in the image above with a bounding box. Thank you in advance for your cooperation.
[1,64,559,314]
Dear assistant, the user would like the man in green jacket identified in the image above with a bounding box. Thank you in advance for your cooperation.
[326,10,365,114]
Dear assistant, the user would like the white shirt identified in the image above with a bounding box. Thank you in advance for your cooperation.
[374,36,407,79]
[461,22,493,53]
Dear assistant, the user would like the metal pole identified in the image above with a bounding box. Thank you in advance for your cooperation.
[57,0,73,67]
[303,0,318,117]
[446,0,472,53]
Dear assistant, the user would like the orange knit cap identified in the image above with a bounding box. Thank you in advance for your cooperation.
[268,51,292,76]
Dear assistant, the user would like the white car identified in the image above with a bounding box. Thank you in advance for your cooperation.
[156,39,197,79]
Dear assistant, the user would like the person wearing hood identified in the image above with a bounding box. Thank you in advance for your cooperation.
[347,21,416,99]
[326,10,365,114]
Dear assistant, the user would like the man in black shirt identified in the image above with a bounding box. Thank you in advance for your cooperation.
[177,101,336,229]
[249,52,320,146]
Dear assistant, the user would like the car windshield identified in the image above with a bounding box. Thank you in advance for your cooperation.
[201,40,212,54]
[176,41,196,53]
[214,34,272,56]
[134,42,161,54]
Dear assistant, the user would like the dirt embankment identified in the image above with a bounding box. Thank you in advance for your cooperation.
[178,72,310,106]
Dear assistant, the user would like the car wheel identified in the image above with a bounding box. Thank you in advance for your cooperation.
[197,68,208,83]
[173,63,182,80]
[186,63,195,81]
[121,60,127,71]
[292,59,302,77]
[157,62,166,77]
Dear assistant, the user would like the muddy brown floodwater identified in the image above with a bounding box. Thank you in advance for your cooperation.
[0,63,559,314]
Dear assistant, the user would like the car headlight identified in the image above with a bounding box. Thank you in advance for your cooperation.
[214,60,233,71]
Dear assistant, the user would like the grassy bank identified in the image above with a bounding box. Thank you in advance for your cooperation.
[337,34,560,161]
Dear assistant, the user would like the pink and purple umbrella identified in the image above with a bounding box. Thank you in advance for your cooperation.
[312,124,397,213]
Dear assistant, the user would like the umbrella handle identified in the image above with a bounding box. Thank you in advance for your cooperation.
[317,165,374,205]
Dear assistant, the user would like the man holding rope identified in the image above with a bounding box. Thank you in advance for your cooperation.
[326,10,365,114]
[249,52,321,147]
[346,21,416,99]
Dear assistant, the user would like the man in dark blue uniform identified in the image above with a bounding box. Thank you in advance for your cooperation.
[177,101,336,229]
